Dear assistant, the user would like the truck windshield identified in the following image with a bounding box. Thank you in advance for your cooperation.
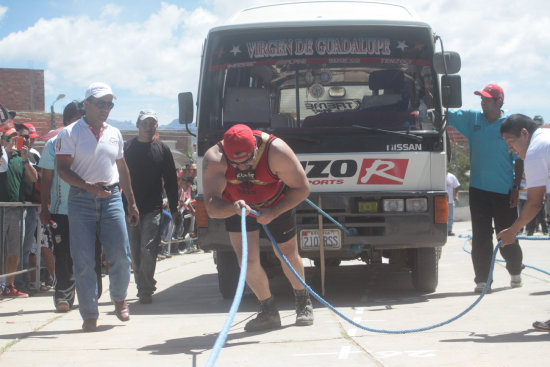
[199,27,441,134]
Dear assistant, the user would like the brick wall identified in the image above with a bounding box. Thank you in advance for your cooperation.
[448,126,468,147]
[11,111,62,136]
[0,68,45,112]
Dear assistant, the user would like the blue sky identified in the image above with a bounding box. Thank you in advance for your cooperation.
[1,0,549,125]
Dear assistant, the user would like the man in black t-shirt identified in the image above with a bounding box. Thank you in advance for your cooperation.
[123,109,179,304]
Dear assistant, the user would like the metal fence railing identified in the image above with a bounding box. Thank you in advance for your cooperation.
[1,202,42,292]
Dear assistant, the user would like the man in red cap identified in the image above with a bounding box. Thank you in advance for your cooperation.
[202,124,313,332]
[449,83,524,294]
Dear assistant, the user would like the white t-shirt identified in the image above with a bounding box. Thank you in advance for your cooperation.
[446,172,460,203]
[55,118,123,185]
[524,128,550,189]
[0,146,7,173]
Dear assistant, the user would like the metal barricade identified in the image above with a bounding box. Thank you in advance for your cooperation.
[0,202,42,292]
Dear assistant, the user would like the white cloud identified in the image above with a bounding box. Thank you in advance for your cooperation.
[101,4,123,18]
[0,3,219,121]
[0,0,549,121]
[0,6,6,23]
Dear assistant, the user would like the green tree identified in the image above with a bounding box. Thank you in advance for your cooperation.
[448,143,470,190]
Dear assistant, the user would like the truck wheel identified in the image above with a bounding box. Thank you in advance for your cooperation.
[216,251,240,299]
[411,247,439,293]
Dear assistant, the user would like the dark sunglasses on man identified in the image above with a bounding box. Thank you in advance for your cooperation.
[89,99,115,110]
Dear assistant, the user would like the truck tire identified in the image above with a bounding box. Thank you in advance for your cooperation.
[411,247,439,292]
[216,251,240,299]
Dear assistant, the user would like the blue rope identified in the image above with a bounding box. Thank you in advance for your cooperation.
[205,207,249,367]
[461,234,550,276]
[305,198,352,235]
[261,223,497,334]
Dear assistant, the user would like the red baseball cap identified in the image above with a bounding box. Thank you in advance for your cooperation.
[474,84,504,102]
[23,123,39,138]
[222,124,256,161]
[0,120,16,137]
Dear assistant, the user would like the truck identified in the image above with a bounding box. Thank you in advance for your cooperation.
[179,1,462,298]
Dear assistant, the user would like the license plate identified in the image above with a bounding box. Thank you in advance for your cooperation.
[358,201,378,213]
[300,229,341,251]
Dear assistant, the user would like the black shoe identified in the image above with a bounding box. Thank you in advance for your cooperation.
[533,319,550,331]
[139,294,153,304]
[244,297,281,332]
[294,289,314,326]
[82,319,98,332]
[448,231,455,236]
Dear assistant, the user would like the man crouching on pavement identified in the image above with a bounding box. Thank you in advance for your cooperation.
[202,124,313,332]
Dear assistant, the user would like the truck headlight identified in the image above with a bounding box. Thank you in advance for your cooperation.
[406,198,428,212]
[382,199,404,212]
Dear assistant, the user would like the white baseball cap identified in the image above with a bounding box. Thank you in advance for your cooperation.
[84,82,116,100]
[137,109,158,122]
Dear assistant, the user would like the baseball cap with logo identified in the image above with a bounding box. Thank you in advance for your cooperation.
[137,109,158,123]
[222,124,256,162]
[474,84,504,102]
[84,82,117,100]
[23,123,39,138]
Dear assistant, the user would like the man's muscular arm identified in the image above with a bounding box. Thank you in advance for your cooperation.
[202,145,250,218]
[257,138,310,225]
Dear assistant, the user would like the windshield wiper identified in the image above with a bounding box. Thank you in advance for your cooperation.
[352,124,423,142]
[278,134,321,144]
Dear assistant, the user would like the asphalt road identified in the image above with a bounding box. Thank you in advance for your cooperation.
[1,220,550,367]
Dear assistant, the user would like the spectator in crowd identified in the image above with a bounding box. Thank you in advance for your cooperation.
[56,82,139,331]
[449,83,524,293]
[497,114,550,330]
[0,121,37,297]
[178,175,196,254]
[174,171,194,240]
[14,123,44,292]
[28,166,56,292]
[202,124,313,332]
[517,175,528,234]
[40,100,88,311]
[446,171,460,236]
[123,109,179,304]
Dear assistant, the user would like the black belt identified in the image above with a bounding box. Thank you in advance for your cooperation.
[102,183,119,191]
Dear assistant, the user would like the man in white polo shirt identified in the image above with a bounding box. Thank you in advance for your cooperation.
[56,82,139,332]
[497,113,550,332]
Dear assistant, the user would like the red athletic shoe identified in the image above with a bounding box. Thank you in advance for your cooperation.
[2,286,29,298]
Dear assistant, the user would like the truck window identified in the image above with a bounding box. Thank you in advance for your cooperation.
[200,28,440,133]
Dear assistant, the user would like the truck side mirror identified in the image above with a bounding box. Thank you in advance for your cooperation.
[433,52,461,75]
[441,75,462,108]
[178,92,194,124]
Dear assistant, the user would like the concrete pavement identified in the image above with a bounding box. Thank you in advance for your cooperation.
[1,221,550,367]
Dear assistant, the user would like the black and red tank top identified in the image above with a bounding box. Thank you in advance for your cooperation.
[218,131,285,209]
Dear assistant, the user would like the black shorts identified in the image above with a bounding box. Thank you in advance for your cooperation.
[225,208,297,243]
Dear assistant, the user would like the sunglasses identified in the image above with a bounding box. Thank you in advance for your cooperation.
[225,149,256,167]
[19,135,30,139]
[89,99,115,110]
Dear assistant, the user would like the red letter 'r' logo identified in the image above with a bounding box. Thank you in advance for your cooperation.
[357,159,409,185]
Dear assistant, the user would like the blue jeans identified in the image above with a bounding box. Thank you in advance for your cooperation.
[68,186,131,320]
[127,210,161,297]
[447,202,455,232]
